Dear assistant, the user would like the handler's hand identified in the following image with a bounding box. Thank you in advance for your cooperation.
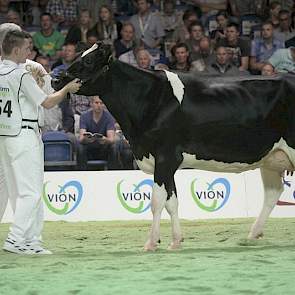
[65,78,82,94]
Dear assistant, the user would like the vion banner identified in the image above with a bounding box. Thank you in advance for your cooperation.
[2,169,295,223]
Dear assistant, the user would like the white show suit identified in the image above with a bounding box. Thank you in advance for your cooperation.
[0,59,47,245]
[0,59,52,224]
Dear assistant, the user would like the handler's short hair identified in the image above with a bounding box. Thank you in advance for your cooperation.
[0,23,21,46]
[2,30,26,55]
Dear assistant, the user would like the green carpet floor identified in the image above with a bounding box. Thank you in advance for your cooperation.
[0,218,295,295]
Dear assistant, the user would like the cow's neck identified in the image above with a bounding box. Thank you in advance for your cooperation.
[101,60,162,143]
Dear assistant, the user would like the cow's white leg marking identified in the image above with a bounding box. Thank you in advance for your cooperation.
[248,167,283,239]
[135,154,155,174]
[164,70,184,104]
[165,193,183,250]
[144,183,167,251]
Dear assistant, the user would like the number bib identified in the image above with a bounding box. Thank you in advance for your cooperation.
[0,67,24,136]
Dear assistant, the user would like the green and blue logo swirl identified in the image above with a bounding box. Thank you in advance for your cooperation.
[117,179,154,213]
[191,177,230,212]
[42,180,83,215]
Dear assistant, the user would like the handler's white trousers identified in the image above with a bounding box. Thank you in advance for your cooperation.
[0,129,44,245]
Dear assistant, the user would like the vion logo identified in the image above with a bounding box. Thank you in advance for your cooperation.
[191,177,230,212]
[42,180,83,215]
[117,179,154,213]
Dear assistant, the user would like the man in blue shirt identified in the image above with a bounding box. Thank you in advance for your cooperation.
[78,95,117,170]
[250,21,285,74]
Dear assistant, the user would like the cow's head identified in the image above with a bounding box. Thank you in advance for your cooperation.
[51,42,112,95]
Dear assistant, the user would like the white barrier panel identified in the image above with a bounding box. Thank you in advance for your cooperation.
[2,169,295,223]
[245,170,295,217]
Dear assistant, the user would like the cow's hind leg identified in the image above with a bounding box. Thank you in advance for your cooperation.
[165,184,183,250]
[248,167,283,239]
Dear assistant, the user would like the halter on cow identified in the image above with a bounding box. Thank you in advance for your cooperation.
[52,42,295,251]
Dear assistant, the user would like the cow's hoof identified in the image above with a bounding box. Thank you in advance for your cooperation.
[143,241,157,252]
[247,232,264,240]
[167,239,183,251]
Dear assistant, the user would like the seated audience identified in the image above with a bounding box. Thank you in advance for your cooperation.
[268,46,295,73]
[274,9,295,42]
[65,8,93,44]
[205,45,240,75]
[129,0,165,49]
[136,48,153,69]
[172,9,199,43]
[114,22,137,58]
[46,0,78,28]
[250,21,285,73]
[32,13,65,61]
[89,5,121,46]
[210,10,228,43]
[160,0,183,42]
[216,22,251,71]
[169,42,192,72]
[261,63,276,76]
[185,21,205,61]
[77,96,117,170]
[191,36,214,71]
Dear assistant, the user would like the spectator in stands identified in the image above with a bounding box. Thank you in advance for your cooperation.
[113,0,136,16]
[169,42,192,72]
[86,30,99,46]
[136,48,153,69]
[160,0,183,42]
[268,47,295,73]
[205,45,240,75]
[52,43,77,76]
[118,45,143,67]
[229,0,266,17]
[261,63,275,76]
[185,21,205,61]
[210,10,228,43]
[268,1,281,29]
[274,9,295,42]
[130,0,165,49]
[114,22,137,58]
[46,0,78,28]
[250,21,284,74]
[33,13,65,61]
[182,0,227,24]
[172,9,199,43]
[27,0,43,27]
[89,5,121,46]
[6,8,22,27]
[36,55,51,73]
[0,0,9,24]
[65,9,92,44]
[42,98,75,135]
[26,33,40,61]
[191,36,214,71]
[271,0,294,10]
[78,96,117,170]
[216,22,251,71]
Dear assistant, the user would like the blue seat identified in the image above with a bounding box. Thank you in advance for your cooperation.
[42,131,76,170]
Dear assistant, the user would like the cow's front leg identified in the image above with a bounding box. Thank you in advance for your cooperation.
[248,167,283,239]
[144,183,167,251]
[165,188,183,250]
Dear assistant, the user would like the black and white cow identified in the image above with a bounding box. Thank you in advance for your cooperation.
[52,43,295,251]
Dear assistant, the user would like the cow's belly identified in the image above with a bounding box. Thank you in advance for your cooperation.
[135,138,295,174]
[181,138,295,173]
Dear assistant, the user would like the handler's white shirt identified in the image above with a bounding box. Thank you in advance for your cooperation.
[1,60,47,121]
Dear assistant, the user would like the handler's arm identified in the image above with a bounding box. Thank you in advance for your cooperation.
[41,79,81,109]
